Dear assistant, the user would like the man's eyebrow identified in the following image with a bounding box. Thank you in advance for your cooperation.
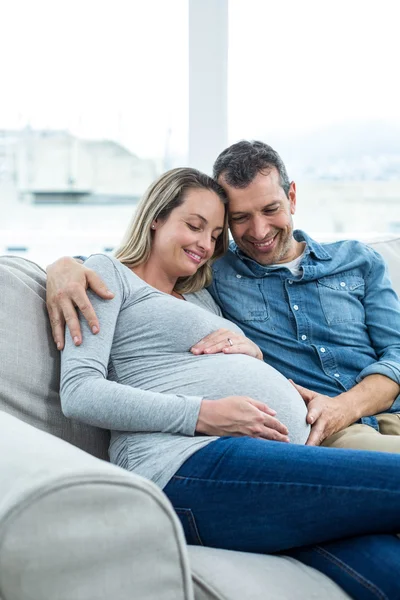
[230,201,282,215]
[188,213,223,230]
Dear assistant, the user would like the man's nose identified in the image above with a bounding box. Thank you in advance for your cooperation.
[249,217,270,241]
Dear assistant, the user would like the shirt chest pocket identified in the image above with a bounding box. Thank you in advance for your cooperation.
[215,275,270,322]
[317,275,365,324]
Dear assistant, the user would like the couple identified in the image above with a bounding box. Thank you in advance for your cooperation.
[50,142,400,599]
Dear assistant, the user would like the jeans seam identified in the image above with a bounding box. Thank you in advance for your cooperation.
[203,438,237,479]
[314,545,388,600]
[171,475,399,495]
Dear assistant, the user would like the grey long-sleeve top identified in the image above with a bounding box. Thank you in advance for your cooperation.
[60,254,309,489]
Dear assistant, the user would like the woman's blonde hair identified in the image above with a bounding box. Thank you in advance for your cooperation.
[114,167,229,294]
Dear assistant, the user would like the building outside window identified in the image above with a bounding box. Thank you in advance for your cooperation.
[1,0,188,265]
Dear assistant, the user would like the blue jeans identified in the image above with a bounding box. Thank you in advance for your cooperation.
[164,437,400,600]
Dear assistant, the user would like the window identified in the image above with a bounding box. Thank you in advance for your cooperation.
[229,0,400,236]
[1,0,188,265]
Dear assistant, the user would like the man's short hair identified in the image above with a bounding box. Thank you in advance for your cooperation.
[213,140,291,197]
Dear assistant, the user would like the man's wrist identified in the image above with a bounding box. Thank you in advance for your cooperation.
[73,255,87,264]
[47,255,78,273]
[338,374,399,421]
[335,391,363,423]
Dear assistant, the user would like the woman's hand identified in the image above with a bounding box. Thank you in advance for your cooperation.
[191,328,263,360]
[46,257,114,350]
[196,397,289,442]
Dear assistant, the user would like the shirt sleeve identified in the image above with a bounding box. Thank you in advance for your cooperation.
[356,248,400,386]
[60,254,203,435]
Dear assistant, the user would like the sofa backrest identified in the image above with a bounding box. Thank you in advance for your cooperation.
[367,237,400,295]
[0,256,110,460]
[0,237,399,460]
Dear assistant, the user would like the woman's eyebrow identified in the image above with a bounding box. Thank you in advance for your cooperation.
[188,213,223,231]
[189,213,208,223]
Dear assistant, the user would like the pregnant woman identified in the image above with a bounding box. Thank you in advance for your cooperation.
[60,168,400,600]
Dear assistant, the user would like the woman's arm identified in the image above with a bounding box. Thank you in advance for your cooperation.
[60,255,288,441]
[60,255,203,435]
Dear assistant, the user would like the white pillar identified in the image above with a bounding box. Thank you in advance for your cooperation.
[188,0,228,175]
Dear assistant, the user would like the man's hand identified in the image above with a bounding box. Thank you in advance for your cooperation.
[46,257,114,350]
[191,328,263,360]
[289,381,353,446]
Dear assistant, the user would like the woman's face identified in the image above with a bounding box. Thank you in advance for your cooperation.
[151,187,225,278]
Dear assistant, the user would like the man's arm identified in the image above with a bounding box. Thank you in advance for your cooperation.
[292,374,400,446]
[354,247,400,386]
[294,247,400,445]
[46,256,114,350]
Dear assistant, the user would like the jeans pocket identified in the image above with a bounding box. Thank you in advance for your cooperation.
[175,508,204,546]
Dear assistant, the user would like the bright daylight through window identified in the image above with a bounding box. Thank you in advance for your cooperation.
[1,0,400,266]
[1,0,188,266]
[229,0,400,238]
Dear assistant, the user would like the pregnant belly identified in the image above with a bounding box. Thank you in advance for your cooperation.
[129,353,310,444]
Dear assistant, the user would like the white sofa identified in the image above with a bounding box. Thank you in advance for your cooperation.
[1,237,399,600]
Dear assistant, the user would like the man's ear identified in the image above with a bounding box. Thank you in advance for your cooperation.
[288,181,297,215]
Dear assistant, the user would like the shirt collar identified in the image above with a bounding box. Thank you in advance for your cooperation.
[293,230,332,261]
[230,229,332,266]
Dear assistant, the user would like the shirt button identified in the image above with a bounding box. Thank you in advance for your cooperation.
[334,373,340,377]
[340,282,346,287]
[293,305,299,311]
[320,347,326,353]
[236,274,242,279]
[301,335,307,340]
[288,280,293,285]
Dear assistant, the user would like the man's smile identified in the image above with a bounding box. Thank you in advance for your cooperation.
[247,234,278,253]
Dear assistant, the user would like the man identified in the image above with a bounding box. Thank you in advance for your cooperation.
[47,141,400,450]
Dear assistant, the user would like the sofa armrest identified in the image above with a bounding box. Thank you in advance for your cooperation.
[0,410,194,600]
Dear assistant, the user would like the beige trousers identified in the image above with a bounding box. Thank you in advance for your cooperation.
[323,413,400,453]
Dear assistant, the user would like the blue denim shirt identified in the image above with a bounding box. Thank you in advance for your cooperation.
[208,230,400,429]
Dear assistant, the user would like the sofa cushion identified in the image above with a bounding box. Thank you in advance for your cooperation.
[188,546,349,600]
[0,256,109,460]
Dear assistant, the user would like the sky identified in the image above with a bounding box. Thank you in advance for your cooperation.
[1,0,400,159]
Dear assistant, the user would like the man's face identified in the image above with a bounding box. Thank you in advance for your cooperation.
[218,168,301,265]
